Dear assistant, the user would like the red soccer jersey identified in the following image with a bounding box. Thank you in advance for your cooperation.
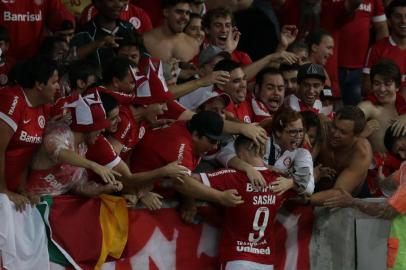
[200,167,287,265]
[159,99,187,120]
[79,3,153,34]
[86,134,121,183]
[364,37,406,88]
[0,0,74,61]
[246,93,271,123]
[338,0,386,68]
[0,86,47,191]
[130,121,200,196]
[226,99,254,123]
[112,105,148,161]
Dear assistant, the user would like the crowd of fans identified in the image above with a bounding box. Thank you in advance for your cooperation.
[0,0,406,268]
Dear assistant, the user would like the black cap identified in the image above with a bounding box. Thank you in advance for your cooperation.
[187,110,225,140]
[298,63,326,83]
[319,88,340,101]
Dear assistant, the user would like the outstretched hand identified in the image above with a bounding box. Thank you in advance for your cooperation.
[240,123,267,146]
[390,115,406,137]
[323,189,354,208]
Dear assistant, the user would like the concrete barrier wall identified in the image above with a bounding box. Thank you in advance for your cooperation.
[311,199,391,270]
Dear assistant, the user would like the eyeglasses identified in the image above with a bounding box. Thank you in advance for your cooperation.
[284,128,304,137]
[204,135,220,145]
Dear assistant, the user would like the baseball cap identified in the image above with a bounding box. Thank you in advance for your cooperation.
[319,88,340,101]
[194,90,231,110]
[187,110,225,140]
[199,45,230,66]
[297,63,326,83]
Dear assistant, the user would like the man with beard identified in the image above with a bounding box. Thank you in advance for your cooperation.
[253,67,286,122]
[309,106,373,205]
[142,0,200,62]
[363,0,406,93]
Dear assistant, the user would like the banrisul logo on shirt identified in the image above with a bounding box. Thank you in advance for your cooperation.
[3,10,42,22]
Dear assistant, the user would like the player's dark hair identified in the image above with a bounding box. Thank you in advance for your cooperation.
[279,63,299,73]
[234,135,260,156]
[256,67,283,87]
[163,0,193,8]
[213,59,240,72]
[305,28,332,53]
[99,92,118,115]
[288,41,308,53]
[102,57,136,84]
[386,0,406,18]
[202,7,234,30]
[68,60,101,90]
[38,36,68,56]
[9,56,58,88]
[370,59,402,88]
[335,106,366,135]
[301,110,322,142]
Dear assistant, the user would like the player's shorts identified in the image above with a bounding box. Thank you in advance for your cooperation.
[221,260,274,270]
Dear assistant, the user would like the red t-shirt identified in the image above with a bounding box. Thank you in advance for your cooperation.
[246,93,271,123]
[226,99,254,123]
[130,121,200,197]
[200,167,286,265]
[159,100,187,120]
[364,37,406,88]
[338,0,386,68]
[79,3,153,34]
[0,0,74,61]
[0,86,48,191]
[86,134,121,183]
[112,105,148,161]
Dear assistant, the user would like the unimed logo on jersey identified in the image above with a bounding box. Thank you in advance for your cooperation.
[3,10,42,22]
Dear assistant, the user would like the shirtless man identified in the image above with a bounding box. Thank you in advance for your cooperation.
[310,106,373,205]
[358,60,406,153]
[143,0,200,62]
